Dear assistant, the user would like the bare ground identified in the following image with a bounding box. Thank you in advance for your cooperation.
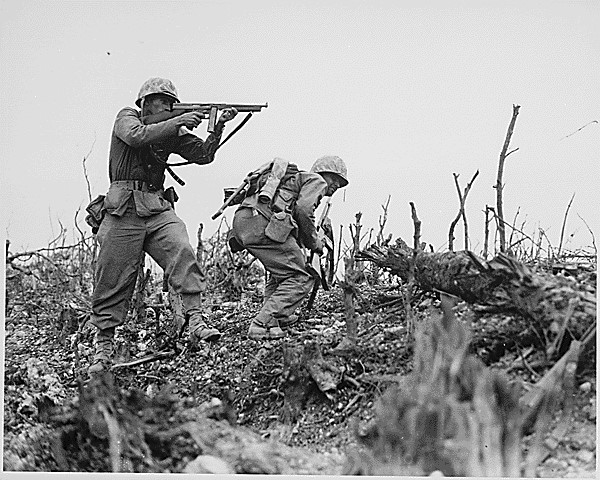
[3,274,597,476]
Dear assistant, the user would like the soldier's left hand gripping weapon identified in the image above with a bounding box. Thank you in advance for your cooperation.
[305,197,335,312]
[142,102,268,133]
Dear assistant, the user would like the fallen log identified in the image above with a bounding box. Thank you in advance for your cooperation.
[358,243,596,340]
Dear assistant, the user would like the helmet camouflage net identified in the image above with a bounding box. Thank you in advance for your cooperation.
[310,155,349,187]
[135,77,179,107]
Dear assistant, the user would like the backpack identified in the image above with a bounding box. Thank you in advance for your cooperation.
[245,158,299,209]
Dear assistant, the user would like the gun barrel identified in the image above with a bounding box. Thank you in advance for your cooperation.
[172,103,268,112]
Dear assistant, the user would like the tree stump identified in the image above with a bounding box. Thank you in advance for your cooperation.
[281,340,341,423]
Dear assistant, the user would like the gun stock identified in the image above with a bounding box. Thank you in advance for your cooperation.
[210,163,271,220]
[211,178,249,220]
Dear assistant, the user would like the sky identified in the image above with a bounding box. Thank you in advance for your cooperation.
[1,0,598,260]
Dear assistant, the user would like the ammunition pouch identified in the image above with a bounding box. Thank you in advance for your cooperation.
[164,186,179,208]
[85,195,106,234]
[227,229,245,253]
[264,211,295,243]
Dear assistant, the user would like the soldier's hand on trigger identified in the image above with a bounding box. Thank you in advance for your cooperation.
[218,107,238,124]
[176,112,204,130]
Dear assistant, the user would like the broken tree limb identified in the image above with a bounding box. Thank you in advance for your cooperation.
[405,202,422,335]
[111,350,175,370]
[520,340,581,434]
[483,205,494,259]
[357,243,596,339]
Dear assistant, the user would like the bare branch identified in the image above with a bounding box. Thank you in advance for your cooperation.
[7,242,89,263]
[449,170,479,251]
[484,208,547,254]
[559,120,598,141]
[495,104,521,253]
[82,134,97,203]
[377,195,391,246]
[576,213,597,257]
[557,193,576,258]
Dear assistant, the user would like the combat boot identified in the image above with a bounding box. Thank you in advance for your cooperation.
[247,316,285,340]
[188,311,221,347]
[278,314,299,329]
[88,327,115,375]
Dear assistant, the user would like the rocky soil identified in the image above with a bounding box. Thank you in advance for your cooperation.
[3,274,596,476]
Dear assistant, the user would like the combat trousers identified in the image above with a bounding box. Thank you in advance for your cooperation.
[232,207,314,324]
[91,201,205,330]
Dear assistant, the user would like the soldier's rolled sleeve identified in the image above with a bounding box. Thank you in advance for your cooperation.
[294,175,328,250]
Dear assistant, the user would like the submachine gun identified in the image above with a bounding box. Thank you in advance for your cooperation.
[142,102,268,133]
[142,102,268,186]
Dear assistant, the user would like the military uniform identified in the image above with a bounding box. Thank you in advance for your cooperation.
[91,106,223,332]
[88,78,230,373]
[232,168,329,338]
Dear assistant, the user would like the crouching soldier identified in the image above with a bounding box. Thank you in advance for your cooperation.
[87,77,237,374]
[231,156,348,339]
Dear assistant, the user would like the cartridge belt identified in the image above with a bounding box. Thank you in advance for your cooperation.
[111,180,162,192]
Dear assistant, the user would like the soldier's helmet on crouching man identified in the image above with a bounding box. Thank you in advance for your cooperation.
[135,77,180,107]
[310,155,349,187]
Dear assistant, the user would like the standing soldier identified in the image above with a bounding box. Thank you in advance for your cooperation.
[231,156,348,339]
[88,77,237,374]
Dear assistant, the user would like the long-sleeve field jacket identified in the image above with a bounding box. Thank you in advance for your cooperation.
[103,107,223,217]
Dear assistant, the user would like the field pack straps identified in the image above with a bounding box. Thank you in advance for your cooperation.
[257,157,289,204]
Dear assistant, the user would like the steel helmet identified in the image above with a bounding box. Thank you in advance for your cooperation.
[310,155,348,187]
[135,77,179,107]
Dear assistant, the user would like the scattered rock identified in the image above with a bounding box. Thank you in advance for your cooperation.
[588,398,596,421]
[384,326,404,336]
[578,381,592,393]
[544,437,559,450]
[542,457,568,473]
[183,454,235,474]
[576,450,595,464]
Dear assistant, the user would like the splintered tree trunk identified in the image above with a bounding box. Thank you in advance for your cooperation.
[335,212,363,352]
[132,255,151,321]
[358,243,596,338]
[281,341,341,423]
